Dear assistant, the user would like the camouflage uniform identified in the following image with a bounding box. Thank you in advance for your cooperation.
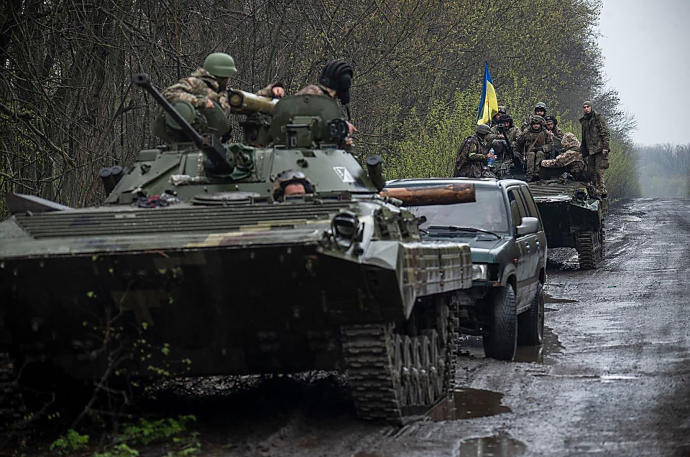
[453,135,491,178]
[545,125,565,158]
[579,107,610,194]
[295,84,336,97]
[162,68,233,116]
[540,132,586,179]
[487,123,519,162]
[515,116,553,180]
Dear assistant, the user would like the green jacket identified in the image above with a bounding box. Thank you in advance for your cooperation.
[515,127,552,155]
[579,110,610,156]
[453,135,489,178]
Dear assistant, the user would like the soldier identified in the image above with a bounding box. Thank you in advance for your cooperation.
[540,132,586,180]
[521,102,548,131]
[162,53,286,111]
[490,106,507,127]
[515,115,553,181]
[487,114,519,162]
[297,59,356,142]
[162,52,238,116]
[272,170,315,201]
[579,100,610,197]
[453,124,495,178]
[544,115,564,158]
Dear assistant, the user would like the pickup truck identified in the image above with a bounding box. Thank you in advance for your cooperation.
[384,178,547,360]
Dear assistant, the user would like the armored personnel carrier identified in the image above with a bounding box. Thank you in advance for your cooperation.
[528,180,606,269]
[492,158,606,269]
[0,74,474,423]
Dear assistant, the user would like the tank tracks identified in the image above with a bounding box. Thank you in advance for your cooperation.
[576,227,605,269]
[341,295,458,423]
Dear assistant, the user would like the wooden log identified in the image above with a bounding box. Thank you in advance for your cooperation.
[381,183,476,206]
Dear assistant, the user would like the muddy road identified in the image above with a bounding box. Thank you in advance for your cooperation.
[9,198,689,456]
[137,197,685,457]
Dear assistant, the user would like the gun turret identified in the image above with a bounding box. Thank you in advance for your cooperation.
[228,89,278,115]
[132,73,233,175]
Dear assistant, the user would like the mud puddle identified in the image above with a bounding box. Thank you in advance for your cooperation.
[458,432,527,456]
[426,388,511,421]
[544,292,577,303]
[514,327,564,363]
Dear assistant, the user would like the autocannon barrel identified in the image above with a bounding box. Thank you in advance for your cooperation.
[228,89,278,115]
[132,73,232,175]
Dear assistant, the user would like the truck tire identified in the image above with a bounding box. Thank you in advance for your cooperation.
[482,285,517,361]
[518,282,544,345]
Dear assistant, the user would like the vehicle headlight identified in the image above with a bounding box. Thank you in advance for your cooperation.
[472,263,488,280]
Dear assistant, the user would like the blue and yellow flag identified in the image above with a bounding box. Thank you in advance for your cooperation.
[476,61,498,125]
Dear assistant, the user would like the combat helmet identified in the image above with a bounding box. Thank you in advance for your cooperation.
[535,102,547,111]
[319,60,354,104]
[476,123,492,136]
[272,170,315,201]
[203,53,237,78]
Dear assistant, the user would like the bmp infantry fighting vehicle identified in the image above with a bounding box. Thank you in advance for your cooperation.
[492,156,607,269]
[0,74,474,423]
[528,180,606,269]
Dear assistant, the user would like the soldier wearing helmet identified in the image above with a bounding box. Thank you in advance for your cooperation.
[515,115,553,181]
[272,170,315,201]
[162,53,238,116]
[487,114,519,162]
[490,106,508,127]
[453,124,495,178]
[521,102,548,131]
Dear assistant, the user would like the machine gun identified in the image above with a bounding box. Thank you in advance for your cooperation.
[132,73,233,175]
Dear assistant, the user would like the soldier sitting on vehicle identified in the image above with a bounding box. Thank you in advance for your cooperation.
[453,124,496,178]
[490,106,507,127]
[540,132,586,180]
[155,52,284,143]
[487,114,519,163]
[515,115,553,181]
[272,170,315,201]
[521,102,548,131]
[544,115,564,158]
[297,59,356,144]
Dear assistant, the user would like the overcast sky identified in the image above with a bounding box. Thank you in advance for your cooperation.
[599,0,690,146]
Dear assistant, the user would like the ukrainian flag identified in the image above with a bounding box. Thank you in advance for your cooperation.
[476,61,498,125]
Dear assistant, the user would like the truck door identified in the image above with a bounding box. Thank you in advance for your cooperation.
[507,187,534,310]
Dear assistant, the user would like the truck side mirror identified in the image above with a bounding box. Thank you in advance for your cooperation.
[516,217,539,236]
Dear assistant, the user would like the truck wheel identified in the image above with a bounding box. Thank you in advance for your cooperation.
[482,285,517,361]
[518,282,544,345]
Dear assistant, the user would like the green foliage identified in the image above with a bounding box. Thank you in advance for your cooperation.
[93,443,139,457]
[604,139,641,199]
[91,416,200,457]
[50,429,89,455]
[385,90,476,179]
[119,415,196,446]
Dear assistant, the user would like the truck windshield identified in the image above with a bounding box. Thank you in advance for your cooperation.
[406,187,509,234]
